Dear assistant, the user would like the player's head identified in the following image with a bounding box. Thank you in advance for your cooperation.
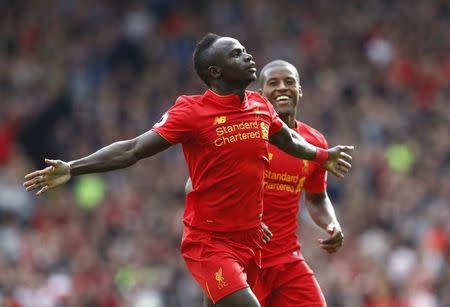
[193,33,257,88]
[259,60,302,117]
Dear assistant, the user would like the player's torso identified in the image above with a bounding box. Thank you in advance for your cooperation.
[183,91,274,230]
[263,142,312,235]
[185,92,273,182]
[262,122,325,265]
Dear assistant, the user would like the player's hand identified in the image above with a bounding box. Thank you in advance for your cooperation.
[318,223,344,254]
[323,146,354,178]
[261,222,273,244]
[23,159,71,196]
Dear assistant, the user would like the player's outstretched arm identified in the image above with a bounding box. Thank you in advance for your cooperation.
[23,131,172,196]
[269,124,354,178]
[305,191,344,254]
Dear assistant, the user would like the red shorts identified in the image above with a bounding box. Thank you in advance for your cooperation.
[181,225,264,304]
[253,260,326,307]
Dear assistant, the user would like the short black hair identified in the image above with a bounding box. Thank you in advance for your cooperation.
[193,33,221,86]
[259,60,300,88]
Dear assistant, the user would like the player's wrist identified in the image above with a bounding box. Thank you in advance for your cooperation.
[314,147,328,163]
[67,161,74,176]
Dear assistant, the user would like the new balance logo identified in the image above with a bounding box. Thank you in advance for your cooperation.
[214,116,227,124]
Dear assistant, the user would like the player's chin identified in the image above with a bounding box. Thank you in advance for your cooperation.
[248,73,257,82]
[275,106,294,116]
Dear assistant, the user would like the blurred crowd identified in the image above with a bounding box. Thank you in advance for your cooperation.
[0,0,449,306]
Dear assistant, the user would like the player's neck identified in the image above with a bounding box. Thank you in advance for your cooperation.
[280,113,297,129]
[210,83,247,101]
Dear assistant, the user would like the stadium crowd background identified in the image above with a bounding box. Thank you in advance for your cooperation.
[0,0,449,306]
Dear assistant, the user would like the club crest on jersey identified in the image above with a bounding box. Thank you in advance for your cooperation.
[268,152,273,161]
[214,267,228,289]
[154,112,168,128]
[214,116,227,125]
[260,122,269,140]
[302,160,309,172]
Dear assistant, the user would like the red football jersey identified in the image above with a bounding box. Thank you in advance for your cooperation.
[262,121,328,268]
[152,90,284,232]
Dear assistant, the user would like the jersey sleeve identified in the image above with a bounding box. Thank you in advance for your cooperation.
[304,136,328,193]
[151,96,193,144]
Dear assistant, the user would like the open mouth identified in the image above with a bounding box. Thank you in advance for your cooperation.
[275,95,291,101]
[274,95,292,106]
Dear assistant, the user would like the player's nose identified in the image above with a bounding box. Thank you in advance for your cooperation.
[276,81,288,90]
[244,52,253,62]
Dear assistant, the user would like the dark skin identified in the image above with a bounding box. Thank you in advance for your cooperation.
[24,37,353,307]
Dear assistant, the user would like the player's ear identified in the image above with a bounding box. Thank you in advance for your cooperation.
[209,66,221,79]
[257,88,263,94]
[298,84,303,97]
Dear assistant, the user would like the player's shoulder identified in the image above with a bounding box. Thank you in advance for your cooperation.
[246,90,268,103]
[175,94,203,105]
[296,121,328,148]
[246,90,274,111]
[170,94,204,112]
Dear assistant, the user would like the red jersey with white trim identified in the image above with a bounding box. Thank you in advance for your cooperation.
[152,90,284,232]
[262,120,328,268]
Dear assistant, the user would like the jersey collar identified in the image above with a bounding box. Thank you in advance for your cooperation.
[204,89,249,109]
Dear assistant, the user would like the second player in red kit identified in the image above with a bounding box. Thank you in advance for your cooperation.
[253,60,346,306]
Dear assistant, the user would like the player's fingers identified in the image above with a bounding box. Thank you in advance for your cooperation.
[320,244,338,252]
[337,164,350,174]
[321,238,343,247]
[339,152,352,163]
[338,159,351,170]
[24,166,54,181]
[261,223,273,237]
[319,242,339,252]
[37,185,49,196]
[339,146,354,153]
[24,169,45,181]
[320,233,344,245]
[26,180,47,192]
[25,183,39,191]
[24,175,44,189]
[320,242,342,252]
[331,169,345,179]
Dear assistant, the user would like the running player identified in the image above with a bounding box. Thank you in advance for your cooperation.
[24,34,353,307]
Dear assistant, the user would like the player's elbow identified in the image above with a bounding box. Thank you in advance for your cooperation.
[120,139,141,166]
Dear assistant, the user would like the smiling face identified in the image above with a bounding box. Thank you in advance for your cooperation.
[260,63,302,117]
[208,37,257,86]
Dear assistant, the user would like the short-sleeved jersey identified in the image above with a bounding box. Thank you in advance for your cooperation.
[262,121,328,268]
[152,89,284,232]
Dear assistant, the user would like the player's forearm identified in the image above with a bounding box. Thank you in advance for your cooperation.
[287,129,319,160]
[69,139,140,175]
[305,192,339,231]
[270,125,324,161]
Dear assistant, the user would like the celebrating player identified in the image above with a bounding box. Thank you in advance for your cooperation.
[24,34,353,307]
[199,59,347,307]
[256,60,344,306]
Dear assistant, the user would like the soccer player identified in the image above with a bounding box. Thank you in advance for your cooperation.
[195,60,346,307]
[256,60,343,306]
[23,34,353,307]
